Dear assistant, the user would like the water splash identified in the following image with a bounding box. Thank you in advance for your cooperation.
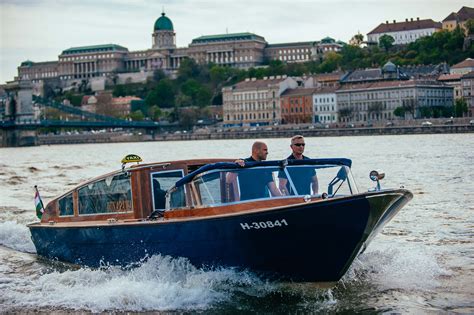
[1,255,267,312]
[0,221,36,253]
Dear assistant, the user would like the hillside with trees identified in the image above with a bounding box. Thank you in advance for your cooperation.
[56,26,473,125]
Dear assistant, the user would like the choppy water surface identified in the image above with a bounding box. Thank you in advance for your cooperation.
[0,134,473,313]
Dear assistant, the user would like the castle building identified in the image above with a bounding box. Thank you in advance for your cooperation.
[15,12,344,92]
[442,6,474,34]
[367,18,442,45]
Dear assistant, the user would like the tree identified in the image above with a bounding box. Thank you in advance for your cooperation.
[464,18,474,35]
[129,110,145,121]
[318,52,342,73]
[350,33,364,46]
[454,98,468,117]
[148,105,162,121]
[394,106,405,118]
[145,79,175,108]
[196,85,212,107]
[379,34,395,52]
[152,69,166,82]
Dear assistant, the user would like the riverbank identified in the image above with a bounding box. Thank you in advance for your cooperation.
[36,124,474,145]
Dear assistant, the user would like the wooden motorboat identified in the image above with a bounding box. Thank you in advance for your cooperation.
[28,156,412,284]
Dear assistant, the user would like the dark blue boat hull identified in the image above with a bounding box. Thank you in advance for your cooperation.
[29,189,412,282]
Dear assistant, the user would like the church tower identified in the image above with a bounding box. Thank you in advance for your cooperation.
[152,12,176,49]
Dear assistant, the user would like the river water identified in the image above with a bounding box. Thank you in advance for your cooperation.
[0,134,473,313]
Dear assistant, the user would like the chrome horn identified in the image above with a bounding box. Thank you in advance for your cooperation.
[369,170,385,191]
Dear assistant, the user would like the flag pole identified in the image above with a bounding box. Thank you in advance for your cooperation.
[34,185,46,215]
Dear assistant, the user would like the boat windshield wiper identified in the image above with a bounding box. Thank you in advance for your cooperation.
[328,167,347,197]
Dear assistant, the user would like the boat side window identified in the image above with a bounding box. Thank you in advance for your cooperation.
[78,173,132,215]
[194,167,294,206]
[58,193,74,216]
[151,170,184,210]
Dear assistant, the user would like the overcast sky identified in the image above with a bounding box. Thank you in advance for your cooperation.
[0,0,471,84]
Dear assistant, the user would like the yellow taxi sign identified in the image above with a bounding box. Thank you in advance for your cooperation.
[121,154,142,164]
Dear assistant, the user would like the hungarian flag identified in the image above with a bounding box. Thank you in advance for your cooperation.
[34,186,45,219]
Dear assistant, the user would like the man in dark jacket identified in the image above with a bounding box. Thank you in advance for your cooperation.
[279,135,319,195]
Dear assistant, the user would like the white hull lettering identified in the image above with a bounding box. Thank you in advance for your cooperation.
[240,219,289,230]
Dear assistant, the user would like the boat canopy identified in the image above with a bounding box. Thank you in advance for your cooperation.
[175,158,352,188]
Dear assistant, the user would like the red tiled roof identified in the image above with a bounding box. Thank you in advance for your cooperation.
[438,73,463,81]
[443,12,457,22]
[444,6,474,22]
[451,58,474,69]
[312,72,344,81]
[233,77,287,89]
[368,19,442,35]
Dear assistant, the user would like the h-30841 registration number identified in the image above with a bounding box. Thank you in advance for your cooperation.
[240,219,288,230]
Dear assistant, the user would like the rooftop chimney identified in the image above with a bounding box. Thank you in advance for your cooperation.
[393,20,396,23]
[411,18,413,21]
[417,17,419,21]
[405,18,408,22]
[386,20,389,24]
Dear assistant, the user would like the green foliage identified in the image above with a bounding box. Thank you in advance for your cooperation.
[465,19,474,35]
[129,110,145,121]
[145,79,176,108]
[152,69,166,82]
[379,34,395,52]
[454,98,468,117]
[393,106,405,118]
[64,92,84,107]
[81,27,471,126]
[196,85,212,107]
[148,105,162,121]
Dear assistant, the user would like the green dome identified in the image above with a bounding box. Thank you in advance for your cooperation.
[154,12,174,31]
[21,60,34,67]
[383,61,397,72]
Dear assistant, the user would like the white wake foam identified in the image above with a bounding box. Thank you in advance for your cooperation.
[0,221,36,253]
[346,240,450,291]
[1,255,278,312]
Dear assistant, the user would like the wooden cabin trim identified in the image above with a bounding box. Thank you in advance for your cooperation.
[163,197,322,219]
[40,158,237,223]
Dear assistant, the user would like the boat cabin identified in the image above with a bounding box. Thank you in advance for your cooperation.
[41,158,358,223]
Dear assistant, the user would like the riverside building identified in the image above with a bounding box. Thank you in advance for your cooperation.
[313,87,339,124]
[280,88,315,124]
[460,71,474,117]
[336,80,454,122]
[222,76,298,127]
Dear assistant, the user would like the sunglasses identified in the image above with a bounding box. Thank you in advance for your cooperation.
[293,143,305,147]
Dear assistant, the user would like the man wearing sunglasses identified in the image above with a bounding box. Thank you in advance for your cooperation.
[279,135,319,195]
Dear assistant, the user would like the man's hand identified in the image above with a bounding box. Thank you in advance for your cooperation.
[235,159,245,167]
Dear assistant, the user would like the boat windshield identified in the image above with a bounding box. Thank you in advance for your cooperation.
[188,164,358,207]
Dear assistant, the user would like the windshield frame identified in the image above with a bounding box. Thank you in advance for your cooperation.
[186,162,357,207]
